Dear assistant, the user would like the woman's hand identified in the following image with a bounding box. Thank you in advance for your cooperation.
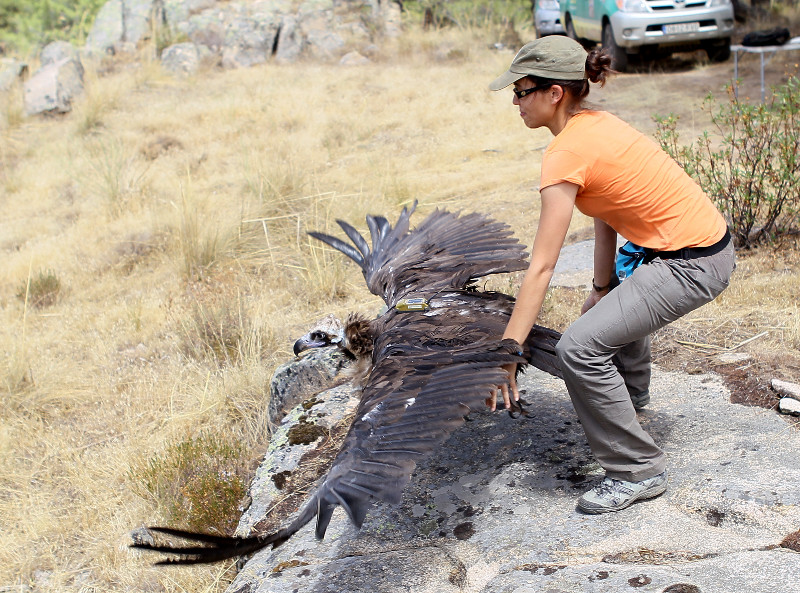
[486,363,519,411]
[581,287,608,314]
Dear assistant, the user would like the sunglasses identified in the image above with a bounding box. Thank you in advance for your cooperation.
[513,84,551,99]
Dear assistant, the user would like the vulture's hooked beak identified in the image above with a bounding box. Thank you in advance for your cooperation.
[293,330,342,357]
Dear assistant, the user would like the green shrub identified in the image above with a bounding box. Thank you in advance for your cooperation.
[654,78,800,249]
[16,269,62,308]
[0,0,106,54]
[129,433,250,535]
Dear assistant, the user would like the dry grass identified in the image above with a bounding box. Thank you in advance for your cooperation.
[652,240,800,381]
[0,19,798,593]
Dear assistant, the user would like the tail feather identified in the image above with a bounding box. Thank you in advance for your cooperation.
[132,497,321,565]
[144,526,243,545]
[366,215,388,254]
[130,529,272,565]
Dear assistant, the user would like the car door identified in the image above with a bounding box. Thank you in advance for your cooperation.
[565,0,602,42]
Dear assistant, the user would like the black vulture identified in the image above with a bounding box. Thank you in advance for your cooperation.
[131,203,563,564]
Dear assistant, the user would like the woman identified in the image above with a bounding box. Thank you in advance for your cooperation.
[487,36,735,514]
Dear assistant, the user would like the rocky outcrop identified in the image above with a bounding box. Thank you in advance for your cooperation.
[85,0,402,68]
[85,0,160,56]
[227,366,800,593]
[160,41,202,74]
[40,41,82,66]
[267,346,352,425]
[23,42,85,115]
[0,58,28,92]
[236,381,360,538]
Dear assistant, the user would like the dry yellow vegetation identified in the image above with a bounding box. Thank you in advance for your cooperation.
[1,23,798,593]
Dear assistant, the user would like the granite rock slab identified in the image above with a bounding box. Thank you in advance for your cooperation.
[226,367,800,593]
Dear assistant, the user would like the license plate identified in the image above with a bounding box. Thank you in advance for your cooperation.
[663,22,700,34]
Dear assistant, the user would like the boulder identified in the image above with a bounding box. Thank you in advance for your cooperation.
[772,378,800,400]
[275,15,303,63]
[381,0,403,37]
[234,347,355,538]
[339,50,370,66]
[221,8,281,69]
[160,42,201,74]
[778,397,800,416]
[23,51,85,115]
[181,7,226,53]
[297,5,344,60]
[85,0,397,65]
[305,29,345,60]
[40,41,81,66]
[267,346,351,425]
[236,381,360,537]
[162,0,217,25]
[85,0,159,56]
[0,58,28,92]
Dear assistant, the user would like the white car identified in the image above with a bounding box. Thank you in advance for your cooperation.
[533,0,565,37]
[561,0,735,71]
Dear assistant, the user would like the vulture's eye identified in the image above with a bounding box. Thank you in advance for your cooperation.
[310,331,328,342]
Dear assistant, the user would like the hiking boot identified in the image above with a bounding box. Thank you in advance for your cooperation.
[630,390,650,410]
[577,470,667,514]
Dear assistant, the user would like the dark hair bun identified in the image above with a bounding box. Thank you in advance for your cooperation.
[586,48,614,86]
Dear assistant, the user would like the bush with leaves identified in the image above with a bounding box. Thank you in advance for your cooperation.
[130,433,251,535]
[404,0,532,30]
[654,77,800,249]
[0,0,106,54]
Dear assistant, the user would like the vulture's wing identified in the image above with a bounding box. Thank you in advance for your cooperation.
[309,203,529,306]
[131,337,526,564]
[131,207,561,565]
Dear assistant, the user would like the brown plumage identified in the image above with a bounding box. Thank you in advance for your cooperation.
[131,203,563,565]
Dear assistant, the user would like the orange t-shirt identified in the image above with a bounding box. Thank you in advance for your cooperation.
[540,110,727,250]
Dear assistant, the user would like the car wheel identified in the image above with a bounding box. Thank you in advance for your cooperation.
[565,16,578,42]
[705,37,731,63]
[602,23,628,72]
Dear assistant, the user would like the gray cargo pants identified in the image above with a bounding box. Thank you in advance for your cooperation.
[555,241,736,482]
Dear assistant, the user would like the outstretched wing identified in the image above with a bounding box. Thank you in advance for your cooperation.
[131,207,561,565]
[130,337,526,565]
[309,203,529,306]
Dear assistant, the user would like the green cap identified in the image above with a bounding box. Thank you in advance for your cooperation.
[489,36,588,90]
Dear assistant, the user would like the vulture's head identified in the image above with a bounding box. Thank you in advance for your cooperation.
[293,313,373,360]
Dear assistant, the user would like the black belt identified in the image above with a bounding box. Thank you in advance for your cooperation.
[656,228,731,260]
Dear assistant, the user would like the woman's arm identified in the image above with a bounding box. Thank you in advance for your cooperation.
[581,218,618,314]
[490,182,578,410]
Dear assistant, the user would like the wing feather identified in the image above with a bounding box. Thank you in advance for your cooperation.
[336,220,371,260]
[308,203,528,307]
[307,231,365,269]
